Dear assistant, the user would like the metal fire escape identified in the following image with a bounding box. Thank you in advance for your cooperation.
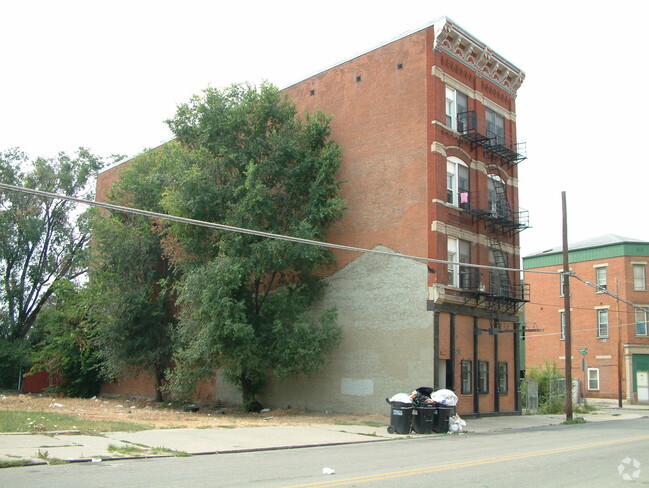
[451,110,530,313]
[457,111,527,167]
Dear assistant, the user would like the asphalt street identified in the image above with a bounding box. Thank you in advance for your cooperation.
[2,418,647,487]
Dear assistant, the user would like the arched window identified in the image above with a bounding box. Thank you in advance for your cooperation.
[446,157,469,207]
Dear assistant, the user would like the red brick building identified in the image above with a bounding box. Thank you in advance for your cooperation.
[96,17,529,415]
[523,235,649,403]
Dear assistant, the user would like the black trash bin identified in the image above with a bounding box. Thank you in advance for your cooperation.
[411,404,435,434]
[386,399,413,434]
[432,405,455,433]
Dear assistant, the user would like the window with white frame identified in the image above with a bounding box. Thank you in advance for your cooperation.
[478,360,489,394]
[595,265,607,292]
[560,310,566,340]
[633,264,646,291]
[447,237,471,288]
[487,174,508,218]
[597,308,609,338]
[559,270,565,297]
[587,368,600,390]
[485,108,505,145]
[446,157,469,207]
[445,86,468,131]
[461,360,472,394]
[497,362,508,394]
[635,307,648,336]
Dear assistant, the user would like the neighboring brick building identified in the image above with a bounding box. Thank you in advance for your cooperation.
[523,235,649,403]
[96,17,529,416]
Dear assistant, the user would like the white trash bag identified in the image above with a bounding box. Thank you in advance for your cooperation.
[388,393,413,404]
[430,388,458,406]
[448,414,466,434]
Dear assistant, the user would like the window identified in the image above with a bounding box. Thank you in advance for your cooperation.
[597,308,609,338]
[446,157,469,207]
[559,274,565,297]
[485,108,505,145]
[587,368,600,391]
[635,307,648,336]
[595,266,607,292]
[633,264,646,291]
[487,175,508,218]
[461,360,472,394]
[448,237,471,288]
[445,86,468,131]
[560,311,566,340]
[497,362,508,394]
[478,360,489,394]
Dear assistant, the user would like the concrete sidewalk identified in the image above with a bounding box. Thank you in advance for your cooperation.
[1,406,646,466]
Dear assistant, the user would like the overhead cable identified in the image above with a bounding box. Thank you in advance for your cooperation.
[0,181,560,275]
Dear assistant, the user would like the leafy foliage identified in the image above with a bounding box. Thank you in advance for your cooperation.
[163,83,345,409]
[29,280,104,397]
[89,145,183,401]
[0,337,30,389]
[524,359,565,414]
[0,148,106,340]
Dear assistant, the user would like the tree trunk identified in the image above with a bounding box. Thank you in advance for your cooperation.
[154,365,165,402]
[241,375,262,412]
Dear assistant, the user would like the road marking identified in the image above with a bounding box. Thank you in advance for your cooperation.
[280,434,649,488]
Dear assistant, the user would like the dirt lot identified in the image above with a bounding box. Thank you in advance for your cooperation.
[0,392,388,430]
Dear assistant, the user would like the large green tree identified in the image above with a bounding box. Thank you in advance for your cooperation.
[29,279,104,398]
[164,83,345,410]
[0,148,105,341]
[89,144,186,401]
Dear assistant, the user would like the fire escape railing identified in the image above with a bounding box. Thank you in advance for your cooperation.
[457,111,527,166]
[458,191,529,235]
[458,268,530,303]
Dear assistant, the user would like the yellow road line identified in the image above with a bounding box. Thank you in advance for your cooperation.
[280,434,649,488]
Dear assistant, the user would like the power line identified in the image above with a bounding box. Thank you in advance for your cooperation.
[0,181,560,276]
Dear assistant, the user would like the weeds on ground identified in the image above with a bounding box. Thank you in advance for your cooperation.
[563,417,587,425]
[0,411,153,433]
[107,444,189,457]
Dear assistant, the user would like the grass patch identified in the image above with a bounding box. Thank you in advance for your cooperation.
[0,457,34,469]
[36,449,67,465]
[0,411,153,433]
[563,416,587,425]
[108,444,189,457]
[573,404,598,414]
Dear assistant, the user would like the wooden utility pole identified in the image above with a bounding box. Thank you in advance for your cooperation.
[562,191,573,421]
[616,279,624,408]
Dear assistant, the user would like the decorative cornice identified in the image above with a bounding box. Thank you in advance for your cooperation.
[433,18,525,95]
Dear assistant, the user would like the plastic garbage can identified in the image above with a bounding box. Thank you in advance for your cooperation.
[432,405,455,433]
[411,404,435,434]
[386,399,413,434]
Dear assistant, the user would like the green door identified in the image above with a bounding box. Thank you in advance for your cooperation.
[632,354,649,392]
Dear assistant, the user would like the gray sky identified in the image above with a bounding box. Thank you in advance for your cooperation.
[1,0,647,257]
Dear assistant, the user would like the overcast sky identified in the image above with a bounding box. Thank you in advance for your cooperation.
[1,0,646,257]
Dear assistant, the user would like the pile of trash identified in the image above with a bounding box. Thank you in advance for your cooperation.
[386,387,465,434]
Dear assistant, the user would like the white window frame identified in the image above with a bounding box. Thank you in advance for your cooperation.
[485,108,505,144]
[594,265,607,293]
[447,237,471,288]
[635,307,648,336]
[596,308,609,338]
[633,263,646,291]
[587,368,600,391]
[497,361,508,394]
[559,310,566,340]
[446,157,469,207]
[445,86,468,131]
